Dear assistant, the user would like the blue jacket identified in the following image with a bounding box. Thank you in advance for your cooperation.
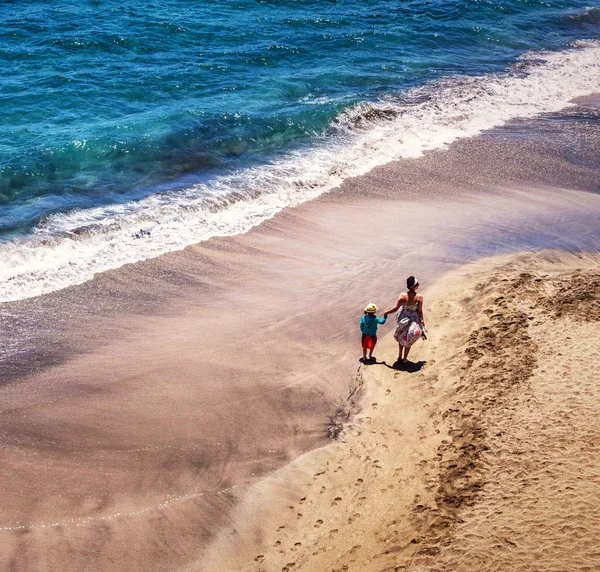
[360,314,386,337]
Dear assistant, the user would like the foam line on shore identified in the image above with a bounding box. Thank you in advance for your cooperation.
[1,40,600,302]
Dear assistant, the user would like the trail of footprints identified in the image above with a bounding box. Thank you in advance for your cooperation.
[257,474,366,568]
[253,385,400,570]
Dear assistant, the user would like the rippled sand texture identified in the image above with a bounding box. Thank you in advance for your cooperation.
[417,254,600,571]
[203,251,600,572]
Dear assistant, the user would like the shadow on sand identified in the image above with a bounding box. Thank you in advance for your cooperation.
[360,357,427,373]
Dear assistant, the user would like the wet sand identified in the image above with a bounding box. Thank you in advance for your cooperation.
[1,100,600,571]
[203,250,600,572]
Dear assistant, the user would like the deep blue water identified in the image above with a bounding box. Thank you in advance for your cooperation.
[1,0,599,239]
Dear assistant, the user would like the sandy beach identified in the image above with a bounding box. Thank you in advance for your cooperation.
[201,249,600,572]
[1,96,600,572]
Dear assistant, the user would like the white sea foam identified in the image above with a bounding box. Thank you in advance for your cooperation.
[1,40,600,302]
[299,93,355,105]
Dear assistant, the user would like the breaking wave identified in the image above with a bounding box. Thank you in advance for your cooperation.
[1,39,600,302]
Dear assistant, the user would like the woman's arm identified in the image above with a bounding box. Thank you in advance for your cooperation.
[417,295,424,321]
[384,295,404,316]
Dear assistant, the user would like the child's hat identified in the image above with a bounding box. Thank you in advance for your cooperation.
[364,303,378,313]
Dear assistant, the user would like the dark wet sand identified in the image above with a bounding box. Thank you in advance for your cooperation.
[0,101,599,571]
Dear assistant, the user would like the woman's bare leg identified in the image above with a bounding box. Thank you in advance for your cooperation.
[403,346,411,363]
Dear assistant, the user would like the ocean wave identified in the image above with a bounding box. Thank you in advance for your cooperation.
[299,94,355,106]
[1,39,600,303]
[567,7,600,24]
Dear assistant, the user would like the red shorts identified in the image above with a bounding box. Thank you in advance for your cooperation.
[361,334,377,350]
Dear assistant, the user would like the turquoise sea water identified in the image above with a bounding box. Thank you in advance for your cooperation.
[1,0,600,300]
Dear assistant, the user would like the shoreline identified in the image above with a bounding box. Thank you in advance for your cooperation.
[3,43,600,304]
[200,249,600,572]
[1,99,599,571]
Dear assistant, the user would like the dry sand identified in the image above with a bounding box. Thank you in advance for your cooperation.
[201,250,600,572]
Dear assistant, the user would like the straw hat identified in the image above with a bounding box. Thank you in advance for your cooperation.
[364,303,378,313]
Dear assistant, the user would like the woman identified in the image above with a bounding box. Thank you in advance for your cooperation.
[384,276,426,364]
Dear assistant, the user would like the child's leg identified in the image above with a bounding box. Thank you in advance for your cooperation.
[362,334,368,360]
[368,336,377,359]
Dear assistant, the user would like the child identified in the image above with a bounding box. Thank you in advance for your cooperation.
[360,303,387,362]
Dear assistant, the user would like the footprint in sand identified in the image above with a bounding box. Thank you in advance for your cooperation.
[321,486,326,493]
[299,497,306,504]
[385,389,391,395]
[355,478,363,486]
[274,541,281,547]
[278,526,285,531]
[254,555,264,562]
[372,402,378,408]
[330,529,339,535]
[314,519,323,528]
